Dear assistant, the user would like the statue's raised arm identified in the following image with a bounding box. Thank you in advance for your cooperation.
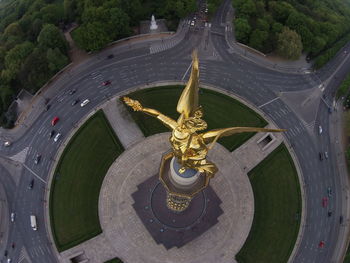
[123,96,178,130]
[201,126,287,149]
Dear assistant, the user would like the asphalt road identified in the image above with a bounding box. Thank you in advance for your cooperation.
[0,0,350,262]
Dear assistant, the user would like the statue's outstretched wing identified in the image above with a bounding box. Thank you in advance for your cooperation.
[202,127,286,149]
[176,50,199,124]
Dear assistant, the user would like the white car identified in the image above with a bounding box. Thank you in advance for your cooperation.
[54,133,61,142]
[190,20,195,26]
[10,212,15,222]
[4,141,11,147]
[80,99,90,107]
[318,125,323,134]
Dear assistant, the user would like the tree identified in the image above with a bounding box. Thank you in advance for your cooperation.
[46,48,69,73]
[249,29,268,51]
[272,22,283,33]
[63,0,76,22]
[37,24,68,54]
[72,21,111,51]
[3,41,34,81]
[19,47,50,93]
[256,18,269,31]
[277,27,303,60]
[269,1,295,23]
[234,18,251,43]
[286,11,307,33]
[310,36,326,54]
[298,26,314,52]
[40,4,63,25]
[108,7,130,38]
[240,0,256,17]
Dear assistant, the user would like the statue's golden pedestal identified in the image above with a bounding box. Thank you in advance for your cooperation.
[159,152,211,212]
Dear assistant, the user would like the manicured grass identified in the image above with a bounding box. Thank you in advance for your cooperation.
[125,86,267,151]
[104,258,123,263]
[236,143,301,263]
[50,110,124,252]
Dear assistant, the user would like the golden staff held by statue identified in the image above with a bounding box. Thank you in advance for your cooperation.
[123,51,285,179]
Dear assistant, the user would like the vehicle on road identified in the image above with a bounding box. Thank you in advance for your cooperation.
[107,54,114,59]
[322,197,328,207]
[34,154,41,164]
[328,107,333,113]
[4,141,11,147]
[318,125,323,134]
[30,215,37,231]
[7,258,11,263]
[319,241,325,248]
[319,152,323,161]
[45,104,51,111]
[54,133,61,142]
[49,130,55,138]
[324,151,328,159]
[28,179,34,189]
[51,116,59,126]
[328,211,332,217]
[71,99,79,106]
[10,212,15,222]
[327,187,332,197]
[102,80,111,86]
[190,20,195,26]
[68,89,76,95]
[80,99,90,107]
[4,250,8,256]
[340,215,343,224]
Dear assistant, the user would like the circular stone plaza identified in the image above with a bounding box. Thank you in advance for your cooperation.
[47,82,303,263]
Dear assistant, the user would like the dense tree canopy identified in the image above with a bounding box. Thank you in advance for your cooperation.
[0,0,203,127]
[232,0,350,59]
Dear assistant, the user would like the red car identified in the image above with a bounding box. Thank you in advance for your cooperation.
[318,241,325,248]
[51,117,59,126]
[322,197,328,207]
[102,80,111,86]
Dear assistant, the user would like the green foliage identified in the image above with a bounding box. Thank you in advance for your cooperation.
[46,48,69,73]
[234,18,251,43]
[277,27,303,60]
[37,24,68,54]
[3,41,34,82]
[233,0,350,61]
[336,72,350,99]
[39,4,64,25]
[249,29,268,50]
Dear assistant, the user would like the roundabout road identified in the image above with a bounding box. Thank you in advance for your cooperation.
[1,0,350,262]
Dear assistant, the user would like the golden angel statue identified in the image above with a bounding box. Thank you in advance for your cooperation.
[123,51,285,178]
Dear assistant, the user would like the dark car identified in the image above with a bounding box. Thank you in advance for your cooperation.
[45,104,51,111]
[49,130,55,138]
[34,154,41,164]
[328,211,332,217]
[71,99,80,106]
[340,215,343,224]
[28,179,34,189]
[107,54,114,59]
[68,89,76,95]
[319,152,324,161]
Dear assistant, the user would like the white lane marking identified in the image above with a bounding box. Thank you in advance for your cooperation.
[258,97,280,108]
[182,61,193,80]
[22,163,47,184]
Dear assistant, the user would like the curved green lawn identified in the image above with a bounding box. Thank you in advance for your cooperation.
[49,110,124,252]
[236,143,301,263]
[125,86,267,151]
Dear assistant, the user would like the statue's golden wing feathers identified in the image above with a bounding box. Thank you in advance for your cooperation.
[202,127,286,149]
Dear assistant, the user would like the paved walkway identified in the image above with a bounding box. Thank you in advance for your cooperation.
[231,123,284,172]
[102,99,144,149]
[61,133,254,263]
